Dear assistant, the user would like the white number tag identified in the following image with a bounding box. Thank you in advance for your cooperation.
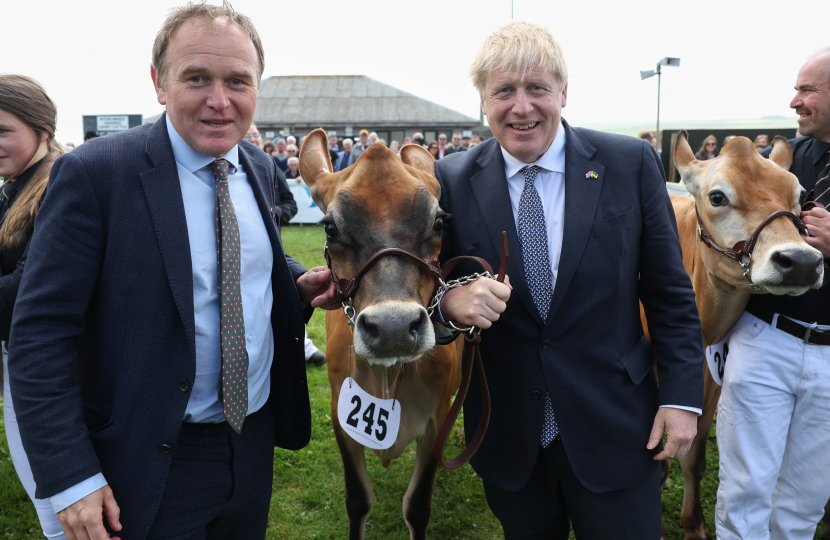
[705,331,732,386]
[337,377,401,450]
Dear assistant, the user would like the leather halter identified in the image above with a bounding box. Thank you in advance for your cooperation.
[695,204,809,290]
[324,243,443,304]
[325,234,510,469]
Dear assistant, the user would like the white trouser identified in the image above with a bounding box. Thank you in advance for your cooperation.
[2,345,67,539]
[304,329,319,359]
[716,311,830,540]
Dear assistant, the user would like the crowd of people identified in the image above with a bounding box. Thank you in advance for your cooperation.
[0,3,829,540]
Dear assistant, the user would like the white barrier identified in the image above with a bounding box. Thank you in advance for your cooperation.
[287,180,325,224]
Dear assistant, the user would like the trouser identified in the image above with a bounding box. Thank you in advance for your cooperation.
[146,404,275,539]
[303,329,318,359]
[482,436,662,539]
[2,343,68,539]
[716,311,830,540]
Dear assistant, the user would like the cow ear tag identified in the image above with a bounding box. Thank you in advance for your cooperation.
[338,377,401,450]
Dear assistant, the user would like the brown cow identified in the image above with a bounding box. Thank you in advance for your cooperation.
[299,129,463,540]
[642,132,823,539]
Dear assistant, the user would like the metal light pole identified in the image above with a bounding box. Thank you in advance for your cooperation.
[640,57,680,154]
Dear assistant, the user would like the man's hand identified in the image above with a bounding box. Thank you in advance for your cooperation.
[57,485,121,540]
[802,207,830,257]
[296,266,340,310]
[439,276,512,329]
[646,408,697,461]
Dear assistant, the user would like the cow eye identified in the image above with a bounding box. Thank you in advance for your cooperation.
[709,191,728,207]
[434,218,443,232]
[325,223,338,238]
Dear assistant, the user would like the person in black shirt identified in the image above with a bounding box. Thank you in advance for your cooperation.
[0,74,67,540]
[717,48,830,540]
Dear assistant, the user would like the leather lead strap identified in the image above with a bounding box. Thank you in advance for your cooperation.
[433,232,508,469]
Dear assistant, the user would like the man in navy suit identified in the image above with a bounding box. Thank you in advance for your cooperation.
[437,22,703,538]
[7,4,336,540]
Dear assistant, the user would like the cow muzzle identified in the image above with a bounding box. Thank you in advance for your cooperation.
[752,243,824,295]
[353,302,435,366]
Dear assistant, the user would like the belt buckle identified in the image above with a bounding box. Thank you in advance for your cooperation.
[804,327,812,344]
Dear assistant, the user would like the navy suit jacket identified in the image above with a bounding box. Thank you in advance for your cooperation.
[435,120,703,493]
[335,150,353,171]
[8,115,311,538]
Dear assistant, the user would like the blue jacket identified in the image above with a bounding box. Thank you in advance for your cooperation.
[435,120,703,493]
[8,115,312,538]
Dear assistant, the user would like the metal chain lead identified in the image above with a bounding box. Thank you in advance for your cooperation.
[426,271,495,337]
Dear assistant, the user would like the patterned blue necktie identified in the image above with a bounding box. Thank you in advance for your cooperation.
[517,165,559,447]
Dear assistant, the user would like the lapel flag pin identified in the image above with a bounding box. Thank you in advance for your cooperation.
[585,171,598,179]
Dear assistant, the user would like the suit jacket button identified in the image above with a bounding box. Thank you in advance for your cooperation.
[541,340,551,350]
[531,390,542,400]
[178,380,190,392]
[159,444,172,454]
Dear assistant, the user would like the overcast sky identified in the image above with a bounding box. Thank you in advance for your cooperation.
[6,0,828,144]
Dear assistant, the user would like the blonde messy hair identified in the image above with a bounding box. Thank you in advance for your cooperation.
[469,21,568,95]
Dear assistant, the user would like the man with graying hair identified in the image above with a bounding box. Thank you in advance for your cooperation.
[716,47,830,540]
[7,2,339,539]
[434,21,703,538]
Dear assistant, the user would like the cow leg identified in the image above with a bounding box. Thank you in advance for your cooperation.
[679,376,720,540]
[333,420,374,540]
[819,498,830,539]
[402,428,440,540]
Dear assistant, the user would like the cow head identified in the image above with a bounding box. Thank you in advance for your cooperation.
[674,132,823,295]
[300,129,443,366]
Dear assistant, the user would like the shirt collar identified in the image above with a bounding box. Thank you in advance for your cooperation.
[810,137,830,166]
[501,121,566,179]
[166,114,240,174]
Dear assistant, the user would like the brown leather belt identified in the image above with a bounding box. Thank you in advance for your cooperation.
[746,306,830,345]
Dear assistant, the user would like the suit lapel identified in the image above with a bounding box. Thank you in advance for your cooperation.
[546,121,605,325]
[139,114,195,349]
[237,145,300,308]
[470,141,543,326]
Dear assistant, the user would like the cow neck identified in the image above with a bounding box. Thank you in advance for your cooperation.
[694,251,751,347]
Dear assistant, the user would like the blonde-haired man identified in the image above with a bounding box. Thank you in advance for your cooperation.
[437,21,703,538]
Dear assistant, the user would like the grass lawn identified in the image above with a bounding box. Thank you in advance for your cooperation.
[0,224,822,539]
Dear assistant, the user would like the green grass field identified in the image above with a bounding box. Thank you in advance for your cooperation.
[0,225,822,539]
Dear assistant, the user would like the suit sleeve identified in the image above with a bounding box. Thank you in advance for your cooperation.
[636,141,704,409]
[0,238,29,315]
[273,167,298,226]
[8,152,106,498]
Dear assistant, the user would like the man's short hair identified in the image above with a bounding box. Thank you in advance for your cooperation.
[286,135,296,144]
[84,131,98,140]
[287,157,299,165]
[342,138,353,146]
[286,144,298,152]
[469,21,568,96]
[359,129,369,136]
[152,1,265,90]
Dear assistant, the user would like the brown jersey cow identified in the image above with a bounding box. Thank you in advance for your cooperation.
[642,132,823,539]
[300,129,463,540]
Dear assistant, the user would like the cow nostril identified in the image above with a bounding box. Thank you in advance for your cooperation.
[408,310,427,339]
[771,251,795,270]
[358,315,380,340]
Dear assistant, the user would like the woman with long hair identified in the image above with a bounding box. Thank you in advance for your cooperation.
[0,74,67,539]
[695,135,720,160]
[427,141,439,160]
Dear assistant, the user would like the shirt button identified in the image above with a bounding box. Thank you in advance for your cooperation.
[247,335,252,342]
[178,380,190,392]
[531,390,542,400]
[159,444,173,454]
[541,340,551,350]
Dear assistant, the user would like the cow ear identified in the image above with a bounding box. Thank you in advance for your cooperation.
[400,144,435,175]
[673,130,702,195]
[298,128,343,213]
[768,136,793,171]
[400,144,440,199]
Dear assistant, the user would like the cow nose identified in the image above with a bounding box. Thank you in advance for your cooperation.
[356,306,429,357]
[770,250,823,284]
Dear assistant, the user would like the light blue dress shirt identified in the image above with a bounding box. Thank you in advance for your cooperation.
[50,117,276,512]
